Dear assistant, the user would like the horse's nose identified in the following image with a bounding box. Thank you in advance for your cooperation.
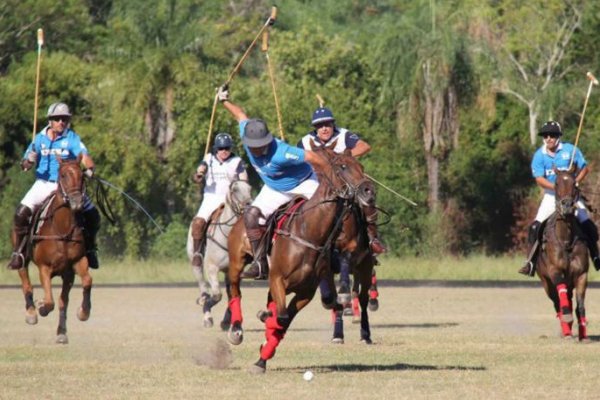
[69,194,84,212]
[357,181,376,206]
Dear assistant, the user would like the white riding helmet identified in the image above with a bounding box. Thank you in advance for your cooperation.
[47,102,72,118]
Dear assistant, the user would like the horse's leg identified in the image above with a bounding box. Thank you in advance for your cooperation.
[17,267,37,325]
[357,261,373,344]
[574,269,589,342]
[74,258,92,322]
[544,271,573,337]
[36,265,55,317]
[351,278,360,323]
[252,291,314,374]
[201,262,223,328]
[368,267,379,312]
[220,276,232,331]
[332,309,344,344]
[227,234,246,345]
[56,270,74,344]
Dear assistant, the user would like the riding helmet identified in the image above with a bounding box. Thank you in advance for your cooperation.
[242,119,273,148]
[214,133,233,149]
[538,121,562,136]
[311,107,335,126]
[47,102,72,118]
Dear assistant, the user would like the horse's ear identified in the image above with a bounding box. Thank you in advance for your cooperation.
[568,163,577,175]
[344,148,352,157]
[552,165,557,174]
[326,138,339,150]
[308,138,318,151]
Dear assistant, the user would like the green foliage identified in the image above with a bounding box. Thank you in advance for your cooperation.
[1,0,599,260]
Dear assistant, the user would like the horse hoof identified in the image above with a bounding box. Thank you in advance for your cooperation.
[220,320,231,331]
[227,323,244,346]
[77,307,90,321]
[203,317,214,328]
[368,299,379,312]
[256,310,272,323]
[360,337,373,345]
[331,337,344,344]
[56,334,69,344]
[337,293,351,306]
[248,363,266,374]
[25,309,38,325]
[579,337,592,344]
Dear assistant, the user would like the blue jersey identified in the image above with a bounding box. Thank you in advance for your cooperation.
[239,120,313,191]
[24,127,89,182]
[531,141,586,185]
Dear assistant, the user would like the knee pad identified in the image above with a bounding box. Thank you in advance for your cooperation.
[528,221,542,244]
[191,217,206,239]
[244,206,263,231]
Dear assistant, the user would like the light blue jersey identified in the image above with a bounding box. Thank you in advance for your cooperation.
[531,141,586,185]
[239,120,313,191]
[24,127,89,182]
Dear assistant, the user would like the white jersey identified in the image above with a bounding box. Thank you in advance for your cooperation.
[201,153,246,196]
[299,127,355,153]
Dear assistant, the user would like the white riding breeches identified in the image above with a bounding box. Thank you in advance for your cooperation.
[21,179,93,211]
[535,192,589,223]
[251,173,319,224]
[195,193,226,220]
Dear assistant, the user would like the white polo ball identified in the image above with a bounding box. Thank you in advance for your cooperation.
[303,370,314,381]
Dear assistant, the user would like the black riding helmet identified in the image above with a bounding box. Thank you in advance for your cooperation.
[213,133,233,151]
[538,121,562,137]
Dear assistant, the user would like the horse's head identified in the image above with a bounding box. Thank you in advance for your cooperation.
[554,166,578,217]
[57,154,85,212]
[313,146,375,207]
[227,180,253,215]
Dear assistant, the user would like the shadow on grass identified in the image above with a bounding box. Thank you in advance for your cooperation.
[274,362,486,373]
[245,322,458,333]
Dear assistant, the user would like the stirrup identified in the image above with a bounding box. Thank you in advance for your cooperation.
[518,261,535,277]
[7,252,25,270]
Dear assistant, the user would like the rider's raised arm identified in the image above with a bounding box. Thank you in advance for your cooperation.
[351,139,371,158]
[218,86,248,122]
[303,150,327,171]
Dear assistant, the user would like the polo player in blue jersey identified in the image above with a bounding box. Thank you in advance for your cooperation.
[8,103,101,270]
[519,120,600,276]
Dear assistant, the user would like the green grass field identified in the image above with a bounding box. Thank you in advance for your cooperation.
[2,285,599,400]
[4,254,592,286]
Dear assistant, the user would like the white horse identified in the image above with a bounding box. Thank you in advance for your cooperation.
[187,180,253,328]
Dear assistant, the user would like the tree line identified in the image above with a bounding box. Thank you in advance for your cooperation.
[1,0,600,260]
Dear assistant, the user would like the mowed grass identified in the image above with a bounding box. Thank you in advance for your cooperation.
[1,284,600,399]
[4,254,598,285]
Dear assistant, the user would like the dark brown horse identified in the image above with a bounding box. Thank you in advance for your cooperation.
[16,155,93,344]
[536,167,589,341]
[225,146,375,372]
[330,206,376,344]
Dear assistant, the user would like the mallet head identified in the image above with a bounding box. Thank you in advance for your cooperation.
[268,6,277,26]
[37,28,44,47]
[587,71,598,86]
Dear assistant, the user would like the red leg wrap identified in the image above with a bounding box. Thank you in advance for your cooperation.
[229,297,243,324]
[352,295,360,317]
[261,301,285,360]
[369,288,378,300]
[556,283,569,310]
[557,312,572,337]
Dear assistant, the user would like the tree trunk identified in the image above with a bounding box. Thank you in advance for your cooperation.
[528,101,538,146]
[425,152,440,212]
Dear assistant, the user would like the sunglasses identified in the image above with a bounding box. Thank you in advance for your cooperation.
[542,134,559,139]
[50,116,70,123]
[217,147,231,151]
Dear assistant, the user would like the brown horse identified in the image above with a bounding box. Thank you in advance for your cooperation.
[330,206,376,344]
[16,155,93,344]
[225,146,375,372]
[536,167,589,341]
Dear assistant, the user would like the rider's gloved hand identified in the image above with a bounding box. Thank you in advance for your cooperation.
[84,168,94,178]
[217,85,229,102]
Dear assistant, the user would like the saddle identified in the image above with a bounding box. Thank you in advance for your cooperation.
[255,196,307,258]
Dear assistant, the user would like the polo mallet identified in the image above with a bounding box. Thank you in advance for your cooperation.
[316,94,325,108]
[569,71,598,170]
[32,28,44,141]
[204,7,278,156]
[365,173,418,206]
[262,30,284,140]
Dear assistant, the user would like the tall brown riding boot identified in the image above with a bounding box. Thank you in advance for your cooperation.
[518,221,541,276]
[241,206,268,280]
[580,219,600,271]
[7,205,32,270]
[364,205,387,254]
[81,208,101,269]
[191,217,208,268]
